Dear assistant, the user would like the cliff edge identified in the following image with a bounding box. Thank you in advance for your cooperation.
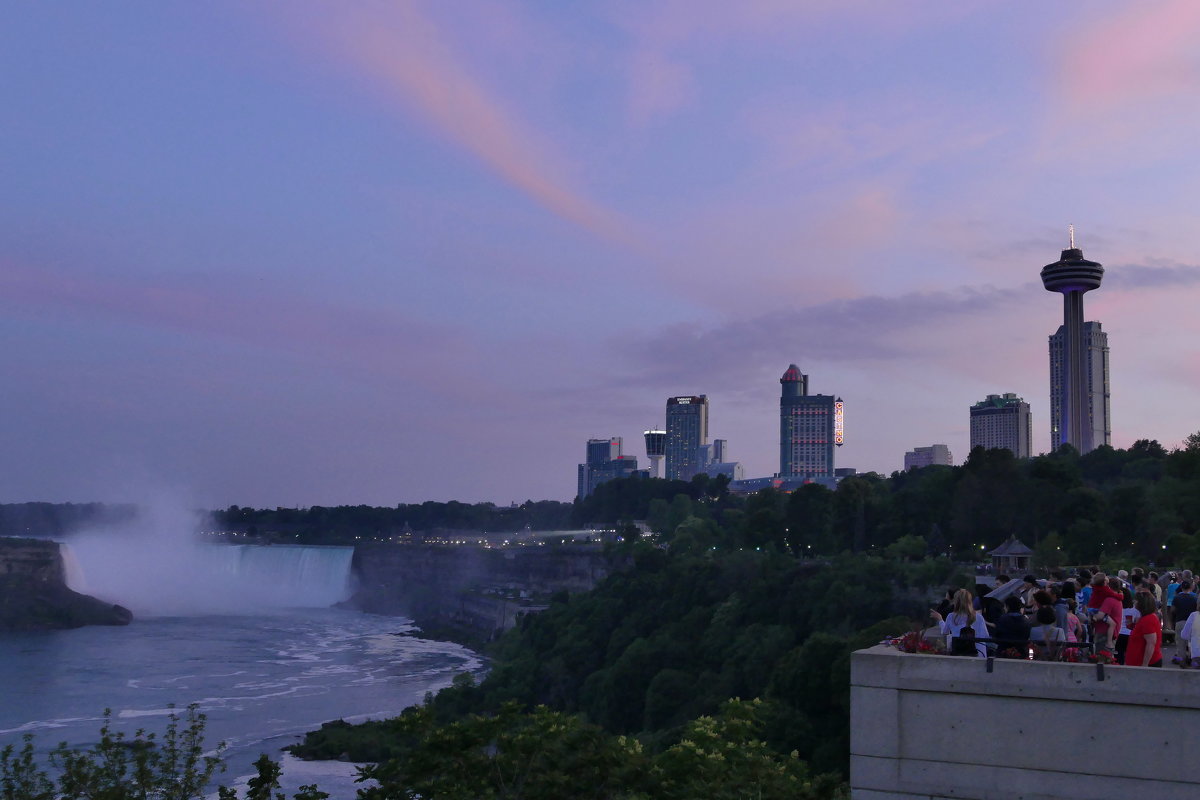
[0,537,132,631]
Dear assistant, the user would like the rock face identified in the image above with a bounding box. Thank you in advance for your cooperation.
[350,543,609,638]
[0,537,132,632]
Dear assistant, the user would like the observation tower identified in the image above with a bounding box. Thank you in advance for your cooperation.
[643,430,666,479]
[1040,227,1104,454]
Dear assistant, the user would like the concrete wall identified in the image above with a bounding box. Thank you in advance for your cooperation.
[851,644,1197,800]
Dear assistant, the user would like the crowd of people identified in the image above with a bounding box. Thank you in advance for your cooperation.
[928,568,1200,668]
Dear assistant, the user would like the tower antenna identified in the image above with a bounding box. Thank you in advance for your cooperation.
[1069,224,1075,249]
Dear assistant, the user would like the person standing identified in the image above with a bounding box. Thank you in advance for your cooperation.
[995,596,1032,656]
[1166,573,1180,632]
[1116,586,1140,666]
[1020,575,1041,610]
[930,589,990,657]
[1064,599,1083,643]
[1051,584,1071,636]
[1148,572,1164,608]
[1172,581,1197,630]
[1179,608,1200,667]
[1077,569,1094,609]
[1126,592,1163,667]
[1090,576,1124,658]
[1172,581,1197,660]
[1029,606,1067,660]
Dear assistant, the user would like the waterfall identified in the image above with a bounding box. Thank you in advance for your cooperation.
[212,545,354,608]
[65,533,356,616]
[60,543,89,593]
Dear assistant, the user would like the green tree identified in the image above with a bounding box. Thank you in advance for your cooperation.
[884,534,927,561]
[0,706,322,800]
[653,699,845,800]
[359,704,650,800]
[786,484,835,555]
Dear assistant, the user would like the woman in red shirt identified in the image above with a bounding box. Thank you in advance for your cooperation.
[1126,592,1163,668]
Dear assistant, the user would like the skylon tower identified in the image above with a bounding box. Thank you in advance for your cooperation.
[1040,227,1104,454]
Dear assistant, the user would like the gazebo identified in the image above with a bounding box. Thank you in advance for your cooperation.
[989,536,1033,575]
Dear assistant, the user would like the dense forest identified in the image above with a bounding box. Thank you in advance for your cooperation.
[290,531,935,795]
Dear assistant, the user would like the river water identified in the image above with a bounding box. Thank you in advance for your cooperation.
[0,609,480,797]
[0,535,481,798]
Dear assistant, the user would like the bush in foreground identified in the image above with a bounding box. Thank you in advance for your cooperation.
[0,705,325,800]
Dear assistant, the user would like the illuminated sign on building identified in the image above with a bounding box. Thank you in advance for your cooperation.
[834,400,844,446]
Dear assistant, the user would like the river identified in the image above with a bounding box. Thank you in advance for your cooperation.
[0,535,481,798]
[0,609,480,797]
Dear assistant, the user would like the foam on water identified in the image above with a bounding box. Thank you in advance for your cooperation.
[0,608,483,796]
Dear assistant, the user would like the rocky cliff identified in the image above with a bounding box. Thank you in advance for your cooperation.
[350,543,610,639]
[0,537,132,631]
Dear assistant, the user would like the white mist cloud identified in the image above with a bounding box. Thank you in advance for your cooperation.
[64,493,352,616]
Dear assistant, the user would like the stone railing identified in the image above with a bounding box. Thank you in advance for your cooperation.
[851,644,1197,799]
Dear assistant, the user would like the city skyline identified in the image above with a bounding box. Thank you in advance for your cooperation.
[3,3,1200,507]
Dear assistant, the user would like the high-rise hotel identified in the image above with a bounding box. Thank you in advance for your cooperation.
[904,444,953,471]
[576,437,640,498]
[779,364,841,479]
[1049,321,1110,453]
[969,393,1031,458]
[665,396,708,481]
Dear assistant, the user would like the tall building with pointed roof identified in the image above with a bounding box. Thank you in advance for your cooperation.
[779,364,840,479]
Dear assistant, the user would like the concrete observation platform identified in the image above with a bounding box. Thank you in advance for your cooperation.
[851,644,1199,800]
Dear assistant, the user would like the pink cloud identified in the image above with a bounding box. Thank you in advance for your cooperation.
[280,4,633,244]
[1042,0,1200,161]
[608,0,972,123]
[1058,0,1200,112]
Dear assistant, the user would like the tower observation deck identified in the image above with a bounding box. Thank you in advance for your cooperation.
[643,430,666,479]
[1040,228,1104,454]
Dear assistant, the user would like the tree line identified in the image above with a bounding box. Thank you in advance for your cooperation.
[213,500,573,541]
[578,436,1200,568]
[0,500,575,543]
[0,502,137,538]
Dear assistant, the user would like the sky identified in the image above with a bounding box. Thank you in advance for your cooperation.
[2,1,1200,509]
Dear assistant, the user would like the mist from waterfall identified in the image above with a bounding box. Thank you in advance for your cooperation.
[63,502,354,616]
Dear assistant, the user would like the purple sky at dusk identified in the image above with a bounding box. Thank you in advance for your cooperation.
[3,2,1199,508]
